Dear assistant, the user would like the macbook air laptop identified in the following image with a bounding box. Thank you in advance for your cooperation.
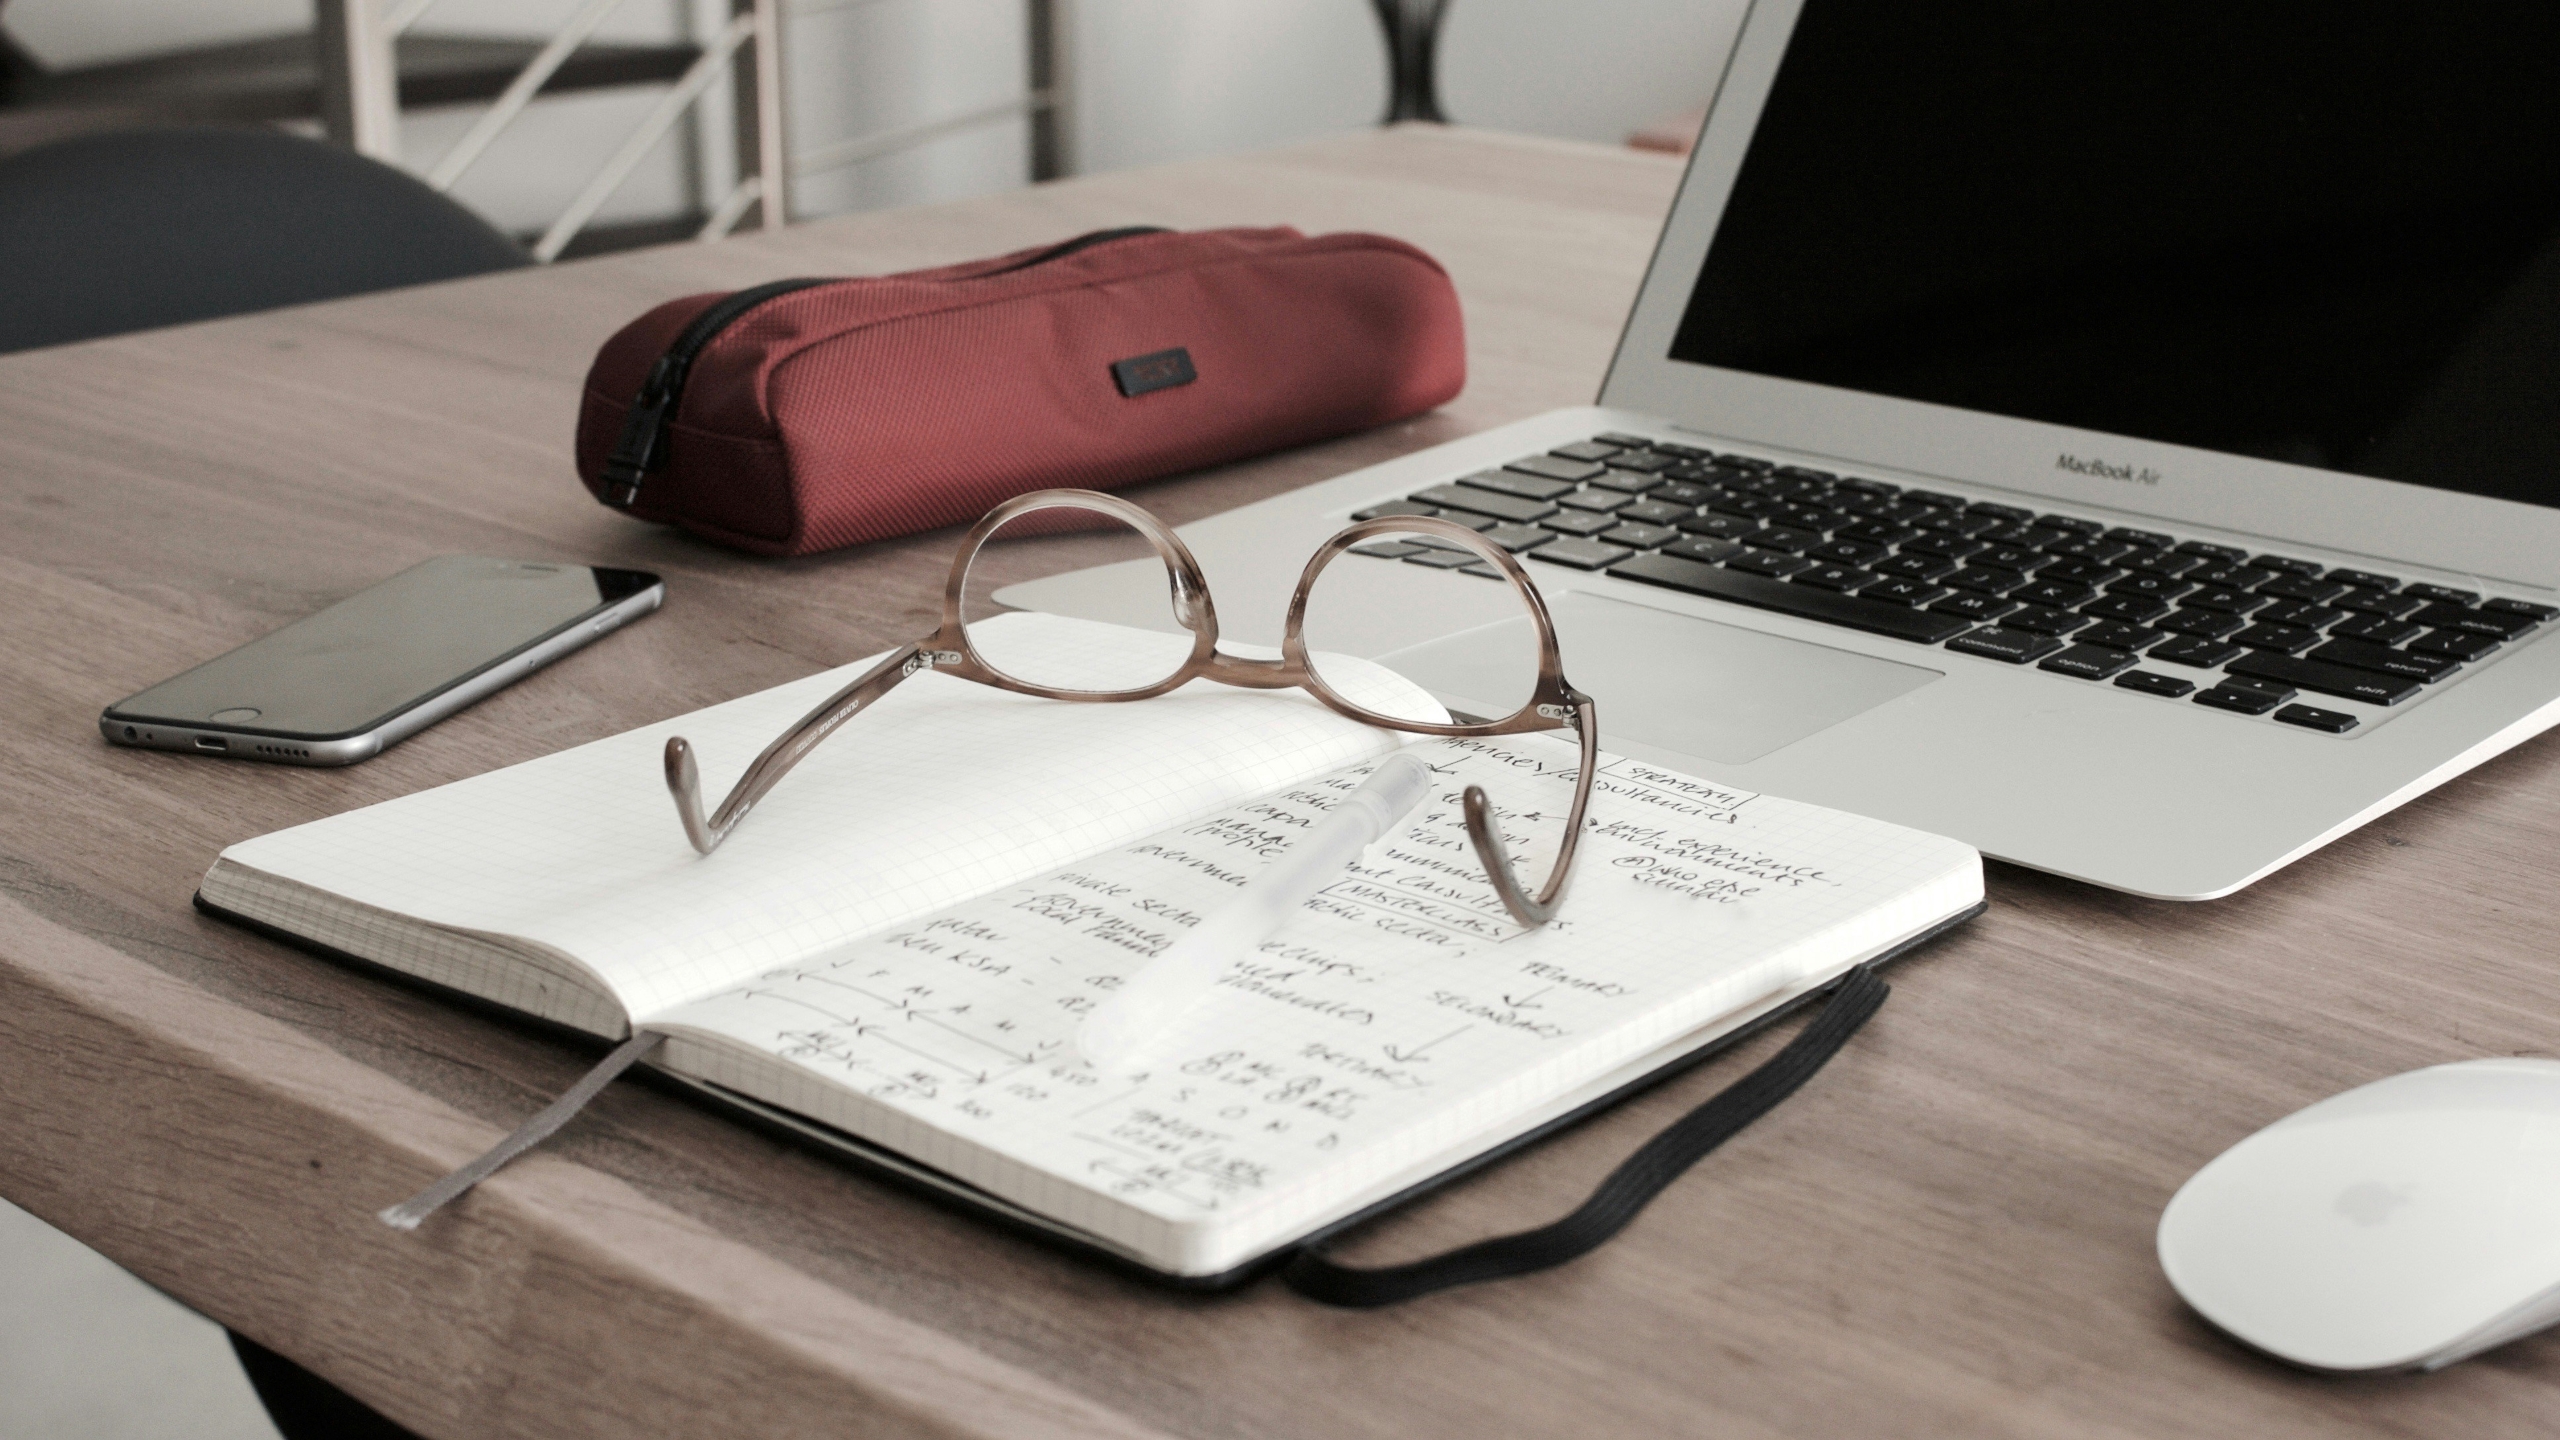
[1001,0,2560,899]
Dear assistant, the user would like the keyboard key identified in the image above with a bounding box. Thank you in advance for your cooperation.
[1966,500,2036,521]
[1601,522,1678,549]
[2013,580,2099,608]
[1594,432,1657,449]
[1930,592,2021,623]
[2183,585,2268,615]
[1945,626,2064,663]
[1944,566,2028,595]
[1477,523,1559,553]
[1556,488,1630,513]
[1775,501,1843,530]
[1616,499,1694,526]
[1550,440,1619,462]
[2039,644,2139,680]
[2305,637,2459,682]
[1353,500,1440,521]
[1918,511,2003,538]
[2194,684,2285,716]
[2175,539,2249,562]
[2081,593,2172,624]
[2328,612,2422,645]
[1834,476,1901,496]
[2076,621,2163,652]
[2033,558,2124,585]
[1466,469,1581,502]
[1984,523,2070,548]
[2254,601,2347,630]
[1714,452,1776,472]
[2044,536,2135,563]
[1543,509,1621,537]
[1795,563,1879,592]
[2251,554,2324,576]
[1605,451,1676,474]
[2158,607,2247,640]
[1896,488,1962,509]
[1459,562,1509,580]
[2106,572,2197,602]
[1351,540,1428,559]
[1728,549,1815,578]
[2105,527,2174,549]
[2326,568,2400,591]
[1835,520,1925,546]
[2403,583,2481,605]
[2124,550,2203,577]
[1403,547,1479,569]
[2487,597,2560,620]
[1507,454,1607,483]
[2411,628,2502,661]
[1804,539,1888,568]
[1414,484,1557,524]
[2226,652,2421,706]
[2115,670,2196,698]
[2002,604,2091,637]
[2256,575,2350,604]
[1661,536,1745,564]
[1969,544,2043,572]
[2190,563,2277,590]
[2337,589,2426,618]
[1902,532,1989,559]
[2273,703,2359,733]
[1523,537,1633,570]
[2409,602,2539,638]
[1676,512,1760,541]
[1648,480,1716,507]
[1607,553,1978,643]
[1775,464,1838,486]
[2229,622,2322,654]
[2039,513,2104,534]
[1879,499,1947,524]
[2148,634,2246,669]
[1750,525,1823,554]
[1708,493,1782,519]
[1653,441,1713,460]
[1874,552,1958,581]
[1588,469,1665,495]
[1861,577,1951,607]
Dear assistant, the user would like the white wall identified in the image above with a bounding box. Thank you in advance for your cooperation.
[4,0,1746,240]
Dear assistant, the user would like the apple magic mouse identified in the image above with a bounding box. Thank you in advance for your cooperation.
[2157,1057,2560,1372]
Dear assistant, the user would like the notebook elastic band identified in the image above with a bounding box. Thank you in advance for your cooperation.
[1281,963,1889,1307]
[378,1030,665,1231]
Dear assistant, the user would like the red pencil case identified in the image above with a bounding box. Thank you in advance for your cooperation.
[573,225,1466,556]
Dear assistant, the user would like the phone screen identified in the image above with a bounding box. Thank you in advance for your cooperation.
[108,557,659,740]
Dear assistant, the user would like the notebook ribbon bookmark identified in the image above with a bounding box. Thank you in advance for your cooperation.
[378,1030,665,1231]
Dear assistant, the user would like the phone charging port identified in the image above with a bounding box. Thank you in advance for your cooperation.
[195,735,228,752]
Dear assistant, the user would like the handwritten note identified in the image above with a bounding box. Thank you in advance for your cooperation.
[652,733,1978,1270]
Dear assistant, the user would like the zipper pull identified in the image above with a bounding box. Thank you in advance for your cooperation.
[600,354,682,508]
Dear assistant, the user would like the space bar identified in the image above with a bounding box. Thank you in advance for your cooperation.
[1606,553,1974,644]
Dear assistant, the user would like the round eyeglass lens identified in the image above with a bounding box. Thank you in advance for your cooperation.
[960,500,1196,693]
[1297,526,1543,727]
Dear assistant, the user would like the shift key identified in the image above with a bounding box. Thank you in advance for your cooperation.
[2225,651,2421,706]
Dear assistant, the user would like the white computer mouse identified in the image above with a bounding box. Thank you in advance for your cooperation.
[2158,1057,2560,1372]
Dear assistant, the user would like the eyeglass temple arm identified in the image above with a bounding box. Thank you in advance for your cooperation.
[666,642,927,855]
[1460,701,1598,929]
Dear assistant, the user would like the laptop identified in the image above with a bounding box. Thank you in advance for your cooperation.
[1001,0,2560,900]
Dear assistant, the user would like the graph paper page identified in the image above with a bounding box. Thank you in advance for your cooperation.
[652,735,1983,1273]
[203,613,1440,1027]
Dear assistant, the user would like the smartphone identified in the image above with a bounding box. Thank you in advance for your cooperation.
[101,556,665,766]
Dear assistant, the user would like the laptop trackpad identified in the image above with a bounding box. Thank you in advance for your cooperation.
[1383,590,1943,766]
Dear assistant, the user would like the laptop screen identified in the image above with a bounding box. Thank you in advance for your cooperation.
[1669,1,2560,510]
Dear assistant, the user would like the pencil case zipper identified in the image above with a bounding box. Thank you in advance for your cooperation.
[597,226,1170,509]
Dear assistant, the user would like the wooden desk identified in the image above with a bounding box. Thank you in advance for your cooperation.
[5,125,2558,1439]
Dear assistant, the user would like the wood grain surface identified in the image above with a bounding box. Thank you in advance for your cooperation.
[5,125,2559,1438]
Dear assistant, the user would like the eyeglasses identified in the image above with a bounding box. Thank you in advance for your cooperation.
[662,488,1598,927]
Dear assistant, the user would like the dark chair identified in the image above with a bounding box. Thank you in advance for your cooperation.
[0,125,527,354]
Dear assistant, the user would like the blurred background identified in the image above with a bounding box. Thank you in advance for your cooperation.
[0,2,1737,1436]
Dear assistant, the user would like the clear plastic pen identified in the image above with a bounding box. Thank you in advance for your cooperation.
[1078,751,1434,1073]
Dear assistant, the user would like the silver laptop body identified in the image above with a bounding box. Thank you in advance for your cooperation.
[1004,0,2560,899]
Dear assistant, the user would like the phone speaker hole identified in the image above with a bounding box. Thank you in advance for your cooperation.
[253,743,309,758]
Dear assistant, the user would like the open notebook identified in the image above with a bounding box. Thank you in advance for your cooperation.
[200,613,1982,1281]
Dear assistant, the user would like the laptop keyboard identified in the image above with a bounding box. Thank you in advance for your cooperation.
[1350,432,2555,735]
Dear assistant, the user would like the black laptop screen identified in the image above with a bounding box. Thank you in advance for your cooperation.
[1668,0,2560,509]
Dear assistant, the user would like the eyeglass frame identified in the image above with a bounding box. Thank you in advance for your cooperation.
[663,487,1599,927]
